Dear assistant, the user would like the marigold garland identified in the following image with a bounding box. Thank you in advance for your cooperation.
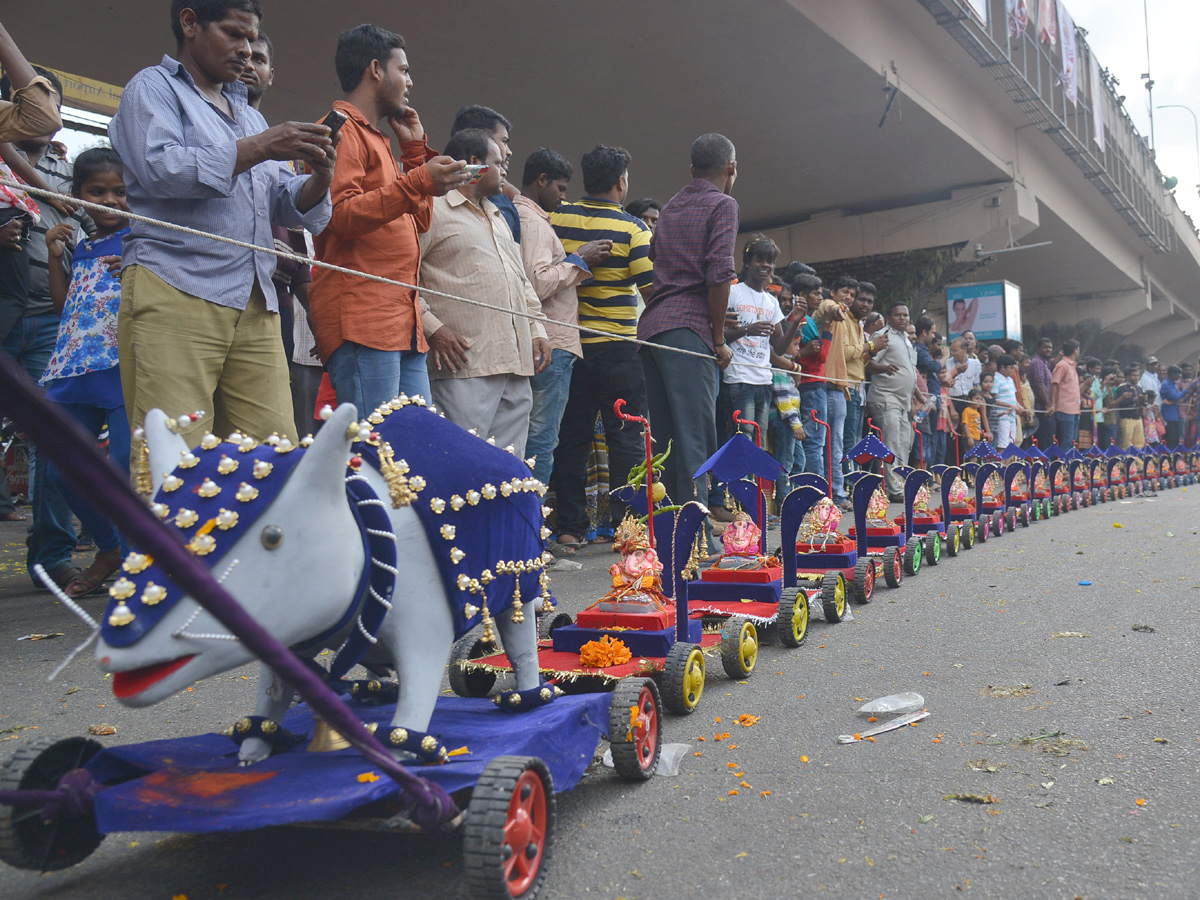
[578,634,632,668]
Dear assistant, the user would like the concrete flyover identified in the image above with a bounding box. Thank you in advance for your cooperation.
[9,0,1200,360]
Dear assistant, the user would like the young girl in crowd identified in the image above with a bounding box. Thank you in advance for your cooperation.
[40,148,130,598]
[980,372,1001,445]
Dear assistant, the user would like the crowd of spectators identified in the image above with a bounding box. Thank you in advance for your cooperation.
[2,2,1199,591]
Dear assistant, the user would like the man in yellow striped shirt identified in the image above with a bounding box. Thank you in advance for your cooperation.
[548,146,653,548]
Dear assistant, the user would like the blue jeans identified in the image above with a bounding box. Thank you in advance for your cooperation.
[768,415,804,502]
[2,312,77,580]
[928,430,946,467]
[799,388,827,480]
[726,381,772,444]
[825,389,848,501]
[526,348,576,485]
[1097,422,1116,449]
[327,340,430,416]
[48,401,130,556]
[1055,412,1080,449]
[842,386,864,481]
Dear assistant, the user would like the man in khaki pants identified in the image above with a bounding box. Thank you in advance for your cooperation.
[109,1,335,445]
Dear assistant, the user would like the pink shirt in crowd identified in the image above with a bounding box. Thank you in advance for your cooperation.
[1052,357,1081,415]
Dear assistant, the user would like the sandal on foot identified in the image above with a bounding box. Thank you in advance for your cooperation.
[554,534,582,555]
[66,549,123,598]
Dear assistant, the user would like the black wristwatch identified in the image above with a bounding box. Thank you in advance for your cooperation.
[714,340,727,348]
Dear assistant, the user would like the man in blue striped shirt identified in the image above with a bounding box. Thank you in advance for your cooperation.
[109,0,335,445]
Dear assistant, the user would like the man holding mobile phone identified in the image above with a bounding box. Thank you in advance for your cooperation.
[310,24,470,414]
[110,0,336,447]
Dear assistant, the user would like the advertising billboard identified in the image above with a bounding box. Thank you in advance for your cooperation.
[946,281,1021,343]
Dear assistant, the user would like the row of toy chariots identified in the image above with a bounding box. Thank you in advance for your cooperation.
[1,389,1196,900]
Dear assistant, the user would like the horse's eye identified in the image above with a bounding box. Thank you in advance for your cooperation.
[261,525,284,550]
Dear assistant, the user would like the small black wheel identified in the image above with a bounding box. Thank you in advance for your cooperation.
[776,587,808,648]
[924,532,941,566]
[1018,506,1028,528]
[945,525,960,557]
[961,520,975,549]
[660,642,705,714]
[0,736,105,871]
[1070,493,1079,510]
[464,755,555,900]
[720,618,758,678]
[904,537,923,576]
[975,519,988,543]
[852,557,874,604]
[537,612,573,642]
[883,546,902,587]
[608,678,661,781]
[1005,510,1017,532]
[821,571,847,622]
[448,634,499,698]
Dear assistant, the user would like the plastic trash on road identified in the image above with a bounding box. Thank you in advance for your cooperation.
[858,692,924,715]
[602,742,691,777]
[839,709,930,744]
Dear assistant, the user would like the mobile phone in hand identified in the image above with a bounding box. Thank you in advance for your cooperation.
[320,109,348,141]
[461,164,489,185]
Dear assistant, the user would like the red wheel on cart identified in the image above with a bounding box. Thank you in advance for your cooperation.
[464,755,554,900]
[884,546,903,587]
[608,678,661,781]
[853,556,875,604]
[975,519,989,543]
[1004,509,1017,532]
[0,736,105,871]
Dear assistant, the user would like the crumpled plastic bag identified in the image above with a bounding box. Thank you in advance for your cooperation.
[603,742,691,776]
[857,692,924,715]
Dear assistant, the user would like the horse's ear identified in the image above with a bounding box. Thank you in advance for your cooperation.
[143,409,191,495]
[287,403,359,501]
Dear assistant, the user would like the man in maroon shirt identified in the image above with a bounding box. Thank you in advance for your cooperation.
[638,133,738,551]
[1029,336,1054,448]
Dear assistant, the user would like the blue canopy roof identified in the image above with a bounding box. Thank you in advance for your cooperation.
[1000,443,1027,460]
[693,432,782,483]
[1104,444,1125,458]
[1025,444,1048,461]
[963,440,999,460]
[1042,443,1064,459]
[846,435,896,464]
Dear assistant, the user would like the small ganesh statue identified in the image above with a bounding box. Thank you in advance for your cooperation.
[798,496,842,546]
[865,486,890,524]
[608,515,664,593]
[711,510,778,570]
[949,476,970,508]
[912,483,931,515]
[1034,469,1049,495]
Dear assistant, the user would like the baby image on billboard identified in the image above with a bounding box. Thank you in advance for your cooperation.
[947,282,1007,342]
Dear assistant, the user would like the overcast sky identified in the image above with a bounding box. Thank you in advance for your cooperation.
[1070,0,1200,223]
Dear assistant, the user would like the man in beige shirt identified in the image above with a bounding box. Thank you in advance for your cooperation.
[420,129,550,456]
[513,148,611,485]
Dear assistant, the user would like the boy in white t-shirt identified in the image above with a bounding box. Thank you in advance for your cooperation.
[723,235,802,443]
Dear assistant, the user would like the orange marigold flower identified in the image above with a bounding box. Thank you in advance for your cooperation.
[356,772,380,783]
[760,790,771,797]
[1135,797,1146,806]
[800,755,810,763]
[715,716,722,723]
[853,733,862,740]
[738,714,761,727]
[865,736,876,742]
[728,789,739,796]
[726,762,738,768]
[740,780,752,788]
[578,635,632,668]
[868,716,878,722]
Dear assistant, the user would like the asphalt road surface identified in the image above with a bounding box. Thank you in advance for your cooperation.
[2,486,1199,900]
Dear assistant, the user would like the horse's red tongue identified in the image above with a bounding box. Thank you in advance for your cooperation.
[112,655,194,699]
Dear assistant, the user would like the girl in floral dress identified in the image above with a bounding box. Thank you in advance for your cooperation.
[40,148,129,598]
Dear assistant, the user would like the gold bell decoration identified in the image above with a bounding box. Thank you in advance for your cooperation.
[132,432,153,499]
[510,579,524,624]
[479,599,497,643]
[307,716,351,752]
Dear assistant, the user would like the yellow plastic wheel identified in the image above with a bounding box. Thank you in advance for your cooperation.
[720,618,758,678]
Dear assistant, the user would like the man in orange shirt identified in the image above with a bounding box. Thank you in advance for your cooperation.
[311,24,467,413]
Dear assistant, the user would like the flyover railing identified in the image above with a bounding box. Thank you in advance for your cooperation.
[916,0,1174,254]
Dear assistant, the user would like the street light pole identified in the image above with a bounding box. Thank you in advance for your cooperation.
[1157,104,1200,199]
